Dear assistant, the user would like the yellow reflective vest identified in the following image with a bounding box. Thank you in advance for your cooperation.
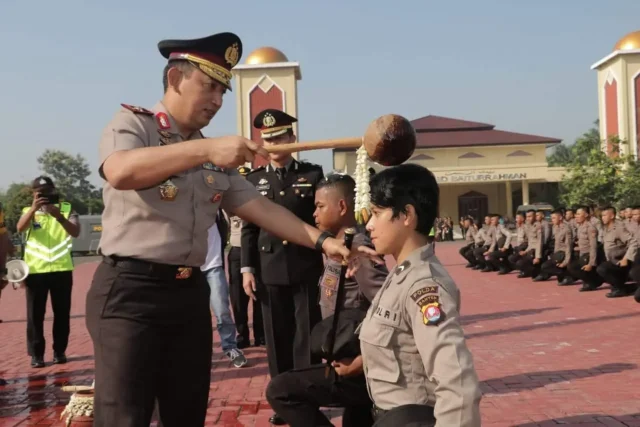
[22,203,74,274]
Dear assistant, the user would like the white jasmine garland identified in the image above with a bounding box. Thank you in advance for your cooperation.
[354,146,371,224]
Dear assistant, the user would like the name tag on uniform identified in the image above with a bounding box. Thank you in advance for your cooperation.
[291,183,313,188]
[373,305,401,327]
[256,184,270,191]
[320,264,340,297]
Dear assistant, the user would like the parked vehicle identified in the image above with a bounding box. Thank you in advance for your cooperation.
[71,215,102,256]
[515,203,554,220]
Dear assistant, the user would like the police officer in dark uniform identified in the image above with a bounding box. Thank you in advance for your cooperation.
[241,109,325,425]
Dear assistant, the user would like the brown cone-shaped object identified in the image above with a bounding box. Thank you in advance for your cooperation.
[363,114,416,166]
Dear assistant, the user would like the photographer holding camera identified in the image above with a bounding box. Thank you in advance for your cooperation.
[16,176,80,368]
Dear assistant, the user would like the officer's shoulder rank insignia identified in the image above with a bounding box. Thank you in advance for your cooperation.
[121,103,154,115]
[410,284,443,326]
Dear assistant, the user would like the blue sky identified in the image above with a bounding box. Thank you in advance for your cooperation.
[1,0,639,188]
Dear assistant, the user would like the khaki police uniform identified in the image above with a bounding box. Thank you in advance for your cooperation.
[472,224,494,270]
[359,244,482,426]
[516,222,543,278]
[596,220,637,297]
[567,220,603,291]
[486,223,513,273]
[459,225,478,267]
[266,232,387,427]
[507,223,529,270]
[86,32,260,427]
[537,222,573,283]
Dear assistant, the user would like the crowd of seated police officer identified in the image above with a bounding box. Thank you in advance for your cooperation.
[459,206,640,302]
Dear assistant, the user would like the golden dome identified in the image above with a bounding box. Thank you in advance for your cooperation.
[614,30,640,51]
[245,47,289,65]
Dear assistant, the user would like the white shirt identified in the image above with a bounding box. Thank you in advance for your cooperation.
[201,223,223,271]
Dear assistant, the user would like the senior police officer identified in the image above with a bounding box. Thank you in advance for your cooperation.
[88,32,355,427]
[241,109,325,425]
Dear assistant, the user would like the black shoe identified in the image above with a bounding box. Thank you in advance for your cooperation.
[269,414,286,425]
[465,263,474,268]
[516,273,529,279]
[31,356,45,368]
[532,275,547,282]
[579,285,599,292]
[557,278,574,286]
[480,267,493,273]
[606,288,633,298]
[0,378,6,386]
[53,353,67,364]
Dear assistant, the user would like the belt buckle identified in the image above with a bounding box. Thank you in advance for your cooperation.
[176,267,192,279]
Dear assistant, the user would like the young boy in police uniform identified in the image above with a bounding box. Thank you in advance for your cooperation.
[338,164,482,427]
[266,174,388,427]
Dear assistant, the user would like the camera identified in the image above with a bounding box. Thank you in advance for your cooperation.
[38,191,60,205]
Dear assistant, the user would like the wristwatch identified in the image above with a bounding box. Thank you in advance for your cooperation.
[315,231,333,252]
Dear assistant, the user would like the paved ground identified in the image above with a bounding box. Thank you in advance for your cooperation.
[0,242,639,426]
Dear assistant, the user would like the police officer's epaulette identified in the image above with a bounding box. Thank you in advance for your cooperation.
[247,166,265,175]
[298,160,322,169]
[121,104,154,115]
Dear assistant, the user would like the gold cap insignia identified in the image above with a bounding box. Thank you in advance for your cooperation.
[263,113,276,128]
[225,43,240,67]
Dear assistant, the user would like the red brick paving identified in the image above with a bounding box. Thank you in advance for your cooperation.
[0,242,639,426]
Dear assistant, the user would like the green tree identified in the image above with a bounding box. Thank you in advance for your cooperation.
[615,158,640,208]
[36,149,103,214]
[557,134,640,208]
[547,143,573,166]
[2,182,33,233]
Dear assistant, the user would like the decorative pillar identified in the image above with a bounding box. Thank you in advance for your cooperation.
[522,180,529,205]
[505,181,513,218]
[232,47,302,168]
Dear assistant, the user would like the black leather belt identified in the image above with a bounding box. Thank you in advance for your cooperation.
[103,256,199,280]
[371,405,388,420]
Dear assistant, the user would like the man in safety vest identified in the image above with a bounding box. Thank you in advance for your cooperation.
[16,177,80,368]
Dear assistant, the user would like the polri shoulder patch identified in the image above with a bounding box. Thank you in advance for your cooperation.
[121,103,154,115]
[410,284,444,326]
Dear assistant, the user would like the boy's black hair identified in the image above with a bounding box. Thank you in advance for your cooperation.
[316,174,356,209]
[602,205,616,215]
[515,211,526,218]
[526,209,536,215]
[551,208,564,216]
[369,163,438,236]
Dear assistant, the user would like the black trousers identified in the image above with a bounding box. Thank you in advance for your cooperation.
[473,245,489,268]
[516,250,542,277]
[539,251,568,281]
[597,260,632,289]
[25,270,73,358]
[508,245,528,271]
[266,364,374,427]
[567,253,603,288]
[261,282,321,378]
[487,247,513,271]
[228,246,263,345]
[459,243,476,265]
[86,258,212,427]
